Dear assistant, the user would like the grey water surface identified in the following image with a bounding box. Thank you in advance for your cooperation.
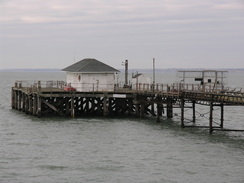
[0,71,243,183]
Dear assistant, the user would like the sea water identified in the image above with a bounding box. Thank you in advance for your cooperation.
[0,71,243,183]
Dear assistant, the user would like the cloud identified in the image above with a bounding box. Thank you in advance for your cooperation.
[0,0,244,69]
[0,0,242,28]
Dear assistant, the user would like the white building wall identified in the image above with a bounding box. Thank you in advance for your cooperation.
[66,72,115,92]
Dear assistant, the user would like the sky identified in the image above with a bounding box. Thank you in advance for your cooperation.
[0,0,244,70]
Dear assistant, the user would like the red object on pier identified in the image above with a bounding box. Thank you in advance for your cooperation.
[64,86,76,91]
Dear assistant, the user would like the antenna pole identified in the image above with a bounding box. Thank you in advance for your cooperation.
[125,60,128,86]
[153,58,155,84]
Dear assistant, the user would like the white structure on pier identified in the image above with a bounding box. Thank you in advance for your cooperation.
[178,70,228,91]
[62,58,119,92]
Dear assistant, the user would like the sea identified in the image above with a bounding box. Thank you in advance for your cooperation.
[0,71,243,183]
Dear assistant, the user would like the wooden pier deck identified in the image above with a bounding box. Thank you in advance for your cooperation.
[11,80,244,134]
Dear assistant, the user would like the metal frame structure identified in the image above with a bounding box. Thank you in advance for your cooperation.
[178,70,228,92]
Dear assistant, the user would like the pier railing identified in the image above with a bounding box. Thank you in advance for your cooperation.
[13,80,243,96]
[14,80,66,93]
[132,83,243,94]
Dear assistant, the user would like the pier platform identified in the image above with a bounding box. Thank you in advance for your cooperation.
[11,80,244,134]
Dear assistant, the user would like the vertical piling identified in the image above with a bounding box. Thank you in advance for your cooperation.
[140,103,144,118]
[156,96,162,122]
[33,95,37,115]
[25,94,29,113]
[192,101,196,123]
[71,96,75,118]
[37,96,42,118]
[167,98,173,118]
[134,95,140,117]
[103,95,109,116]
[209,102,213,134]
[220,103,224,129]
[28,95,33,114]
[65,98,70,116]
[181,98,185,128]
[11,88,15,109]
[21,93,25,112]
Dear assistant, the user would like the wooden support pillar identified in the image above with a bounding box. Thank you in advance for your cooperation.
[65,98,70,115]
[220,103,224,129]
[11,88,15,109]
[18,91,22,110]
[140,103,144,118]
[192,101,196,123]
[209,102,213,134]
[37,96,42,118]
[91,98,95,113]
[25,94,29,114]
[71,96,75,118]
[181,98,185,128]
[28,95,33,114]
[15,91,18,110]
[151,98,155,116]
[135,104,139,117]
[16,90,19,110]
[85,97,90,113]
[167,98,173,118]
[97,97,102,115]
[33,95,37,115]
[22,93,25,112]
[134,96,140,117]
[156,97,162,122]
[103,95,109,116]
[128,99,133,115]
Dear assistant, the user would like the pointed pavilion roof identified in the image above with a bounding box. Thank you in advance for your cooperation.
[62,58,119,73]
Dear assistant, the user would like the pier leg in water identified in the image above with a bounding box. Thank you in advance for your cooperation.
[11,88,15,109]
[209,102,213,134]
[25,94,29,114]
[134,96,140,117]
[18,91,22,111]
[103,95,109,116]
[220,103,224,129]
[167,98,173,118]
[156,97,163,122]
[28,95,33,115]
[71,96,75,118]
[33,95,37,116]
[181,98,185,128]
[140,103,145,118]
[192,101,196,123]
[37,96,42,118]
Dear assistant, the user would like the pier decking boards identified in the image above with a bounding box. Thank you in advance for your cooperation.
[11,81,244,134]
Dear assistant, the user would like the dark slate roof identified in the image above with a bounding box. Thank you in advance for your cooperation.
[62,58,119,73]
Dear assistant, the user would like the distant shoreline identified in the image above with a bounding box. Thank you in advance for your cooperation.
[0,68,244,73]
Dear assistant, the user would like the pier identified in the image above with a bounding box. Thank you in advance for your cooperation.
[11,80,244,134]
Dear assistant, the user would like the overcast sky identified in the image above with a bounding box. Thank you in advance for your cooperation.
[0,0,244,69]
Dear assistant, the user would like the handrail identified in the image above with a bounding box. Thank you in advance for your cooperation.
[13,80,243,95]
